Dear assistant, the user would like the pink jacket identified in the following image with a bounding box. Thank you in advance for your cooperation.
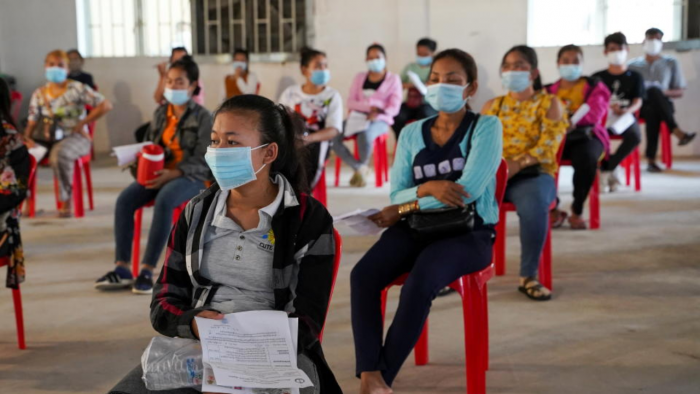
[347,71,403,126]
[547,78,611,154]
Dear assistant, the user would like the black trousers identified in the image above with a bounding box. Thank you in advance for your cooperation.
[602,121,642,171]
[641,87,678,160]
[392,103,437,138]
[561,137,604,215]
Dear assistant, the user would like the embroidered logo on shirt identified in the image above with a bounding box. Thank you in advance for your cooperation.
[258,229,275,251]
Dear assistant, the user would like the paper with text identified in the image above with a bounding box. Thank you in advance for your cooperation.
[333,208,382,235]
[407,71,427,95]
[344,111,370,137]
[606,111,636,135]
[570,103,590,126]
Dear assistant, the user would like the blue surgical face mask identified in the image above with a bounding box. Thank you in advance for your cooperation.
[416,56,433,66]
[558,64,583,81]
[45,67,68,84]
[366,58,386,73]
[310,69,331,86]
[205,144,269,190]
[164,88,190,106]
[501,71,532,93]
[425,83,469,113]
[233,61,248,71]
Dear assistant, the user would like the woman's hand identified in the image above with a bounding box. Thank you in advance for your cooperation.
[73,122,92,141]
[506,159,522,179]
[191,310,224,339]
[146,168,183,190]
[24,136,36,148]
[417,181,470,207]
[368,205,401,228]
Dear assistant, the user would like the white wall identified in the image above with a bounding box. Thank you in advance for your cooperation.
[1,0,699,157]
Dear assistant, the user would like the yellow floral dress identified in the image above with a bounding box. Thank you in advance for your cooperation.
[484,91,568,176]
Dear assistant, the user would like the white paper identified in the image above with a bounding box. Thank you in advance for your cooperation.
[202,319,300,394]
[407,70,427,96]
[28,145,47,162]
[333,208,382,235]
[570,103,590,126]
[111,141,153,166]
[196,311,312,389]
[344,111,370,137]
[606,111,636,135]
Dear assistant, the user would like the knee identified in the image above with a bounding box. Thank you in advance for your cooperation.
[627,128,642,144]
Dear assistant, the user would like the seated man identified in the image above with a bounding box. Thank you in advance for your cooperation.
[628,27,695,172]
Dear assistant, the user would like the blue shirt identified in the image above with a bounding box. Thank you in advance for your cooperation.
[391,114,503,225]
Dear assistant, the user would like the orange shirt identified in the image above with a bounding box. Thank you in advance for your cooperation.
[161,105,183,169]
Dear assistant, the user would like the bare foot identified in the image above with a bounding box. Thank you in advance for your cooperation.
[360,371,393,394]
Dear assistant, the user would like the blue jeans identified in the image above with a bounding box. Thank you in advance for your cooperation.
[332,120,389,171]
[503,174,556,278]
[114,177,204,268]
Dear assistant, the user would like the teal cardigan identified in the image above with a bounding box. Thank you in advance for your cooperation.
[390,114,503,225]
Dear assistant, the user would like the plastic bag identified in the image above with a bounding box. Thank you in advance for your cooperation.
[141,336,203,390]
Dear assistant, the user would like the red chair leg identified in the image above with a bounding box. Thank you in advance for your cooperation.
[539,225,553,291]
[380,289,388,323]
[84,161,94,211]
[28,172,37,218]
[480,282,489,372]
[73,161,85,218]
[334,156,342,187]
[634,147,641,192]
[624,156,631,186]
[381,136,389,182]
[414,320,429,366]
[589,170,600,230]
[494,210,507,276]
[132,208,143,277]
[313,169,328,207]
[13,287,26,350]
[661,122,672,169]
[462,279,485,394]
[374,138,382,188]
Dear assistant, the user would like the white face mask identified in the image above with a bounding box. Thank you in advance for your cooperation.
[607,50,627,66]
[643,39,663,56]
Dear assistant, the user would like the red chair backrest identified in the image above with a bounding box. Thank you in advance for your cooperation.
[319,228,342,343]
[495,158,508,207]
[10,91,22,124]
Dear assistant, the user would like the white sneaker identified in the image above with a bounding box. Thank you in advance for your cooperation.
[609,168,622,193]
[599,171,611,193]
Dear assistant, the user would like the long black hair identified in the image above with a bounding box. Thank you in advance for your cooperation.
[0,78,16,129]
[300,47,326,67]
[429,48,477,110]
[169,55,201,96]
[502,45,542,91]
[214,95,309,193]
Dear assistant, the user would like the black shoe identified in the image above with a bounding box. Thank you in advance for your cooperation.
[679,132,696,146]
[95,271,133,290]
[132,271,154,295]
[437,287,456,297]
[647,162,663,173]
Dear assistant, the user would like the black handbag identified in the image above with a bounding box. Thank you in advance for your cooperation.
[33,87,59,143]
[406,114,480,240]
[566,126,593,143]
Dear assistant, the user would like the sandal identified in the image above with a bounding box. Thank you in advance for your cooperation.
[58,201,72,218]
[568,215,587,230]
[550,209,568,229]
[518,277,552,301]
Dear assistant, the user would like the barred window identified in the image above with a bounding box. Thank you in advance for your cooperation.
[191,0,308,56]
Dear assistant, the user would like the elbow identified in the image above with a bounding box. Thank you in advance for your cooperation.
[101,99,113,113]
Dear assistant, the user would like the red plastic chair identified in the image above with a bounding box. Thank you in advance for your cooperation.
[610,134,641,192]
[312,166,328,207]
[10,91,22,124]
[380,159,508,394]
[131,200,189,277]
[21,156,38,217]
[0,257,25,349]
[558,162,600,230]
[334,133,389,188]
[637,116,672,169]
[318,228,342,343]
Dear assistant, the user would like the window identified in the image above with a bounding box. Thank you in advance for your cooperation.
[76,0,192,57]
[527,0,684,47]
[190,0,308,56]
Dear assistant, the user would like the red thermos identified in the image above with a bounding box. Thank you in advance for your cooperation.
[137,145,165,186]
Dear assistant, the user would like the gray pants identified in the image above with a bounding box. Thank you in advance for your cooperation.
[332,120,389,171]
[108,354,320,394]
[49,132,91,202]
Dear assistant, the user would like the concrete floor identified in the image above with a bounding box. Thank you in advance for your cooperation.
[1,158,699,394]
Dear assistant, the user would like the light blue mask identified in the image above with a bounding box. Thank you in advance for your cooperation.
[233,61,248,71]
[367,58,386,73]
[425,83,468,113]
[416,56,433,66]
[45,67,68,84]
[205,144,269,190]
[558,64,583,81]
[310,69,331,86]
[501,71,532,93]
[164,88,190,106]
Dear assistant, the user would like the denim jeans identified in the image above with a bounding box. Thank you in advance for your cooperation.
[504,173,556,278]
[332,120,389,171]
[114,177,204,268]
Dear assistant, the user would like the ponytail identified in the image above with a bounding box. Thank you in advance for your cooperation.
[214,95,309,194]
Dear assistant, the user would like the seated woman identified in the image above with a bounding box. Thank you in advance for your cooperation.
[24,49,112,217]
[279,47,343,190]
[482,45,567,301]
[0,78,30,289]
[546,44,611,229]
[95,56,212,295]
[351,49,502,394]
[225,48,259,98]
[333,43,402,187]
[108,95,341,394]
[154,47,205,106]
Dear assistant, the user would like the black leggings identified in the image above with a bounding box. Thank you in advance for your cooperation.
[641,87,678,160]
[602,121,642,171]
[561,137,604,215]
